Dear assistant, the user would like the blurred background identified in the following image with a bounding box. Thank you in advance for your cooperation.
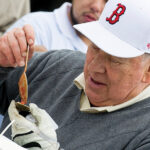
[31,0,71,12]
[0,0,71,128]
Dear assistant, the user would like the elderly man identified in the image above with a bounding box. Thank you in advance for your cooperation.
[5,0,107,54]
[1,0,150,149]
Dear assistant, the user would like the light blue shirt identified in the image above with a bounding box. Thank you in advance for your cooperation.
[7,2,88,53]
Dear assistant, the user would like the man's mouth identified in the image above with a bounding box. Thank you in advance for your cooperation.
[91,77,105,85]
[89,77,107,88]
[84,14,97,22]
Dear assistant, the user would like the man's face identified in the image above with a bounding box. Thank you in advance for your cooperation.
[72,0,107,24]
[84,43,149,106]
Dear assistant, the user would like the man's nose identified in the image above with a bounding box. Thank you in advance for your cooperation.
[90,0,105,16]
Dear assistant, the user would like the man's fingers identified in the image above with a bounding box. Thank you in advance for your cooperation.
[0,34,16,66]
[7,31,25,67]
[23,24,35,60]
[0,25,35,67]
[14,28,27,57]
[23,24,35,46]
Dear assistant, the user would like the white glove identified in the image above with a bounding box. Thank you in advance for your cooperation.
[8,100,60,150]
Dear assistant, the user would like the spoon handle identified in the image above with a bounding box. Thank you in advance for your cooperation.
[24,45,29,73]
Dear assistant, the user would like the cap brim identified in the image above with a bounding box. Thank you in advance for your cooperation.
[74,21,144,58]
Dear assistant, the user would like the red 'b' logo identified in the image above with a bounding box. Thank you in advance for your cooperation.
[147,43,150,49]
[106,3,126,24]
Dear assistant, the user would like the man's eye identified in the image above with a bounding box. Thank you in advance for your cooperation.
[111,59,121,64]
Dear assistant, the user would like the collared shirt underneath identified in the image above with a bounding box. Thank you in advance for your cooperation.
[74,73,150,113]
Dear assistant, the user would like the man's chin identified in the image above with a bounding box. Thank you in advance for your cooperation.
[86,91,106,107]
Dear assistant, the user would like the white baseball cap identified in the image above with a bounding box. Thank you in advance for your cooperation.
[74,0,150,58]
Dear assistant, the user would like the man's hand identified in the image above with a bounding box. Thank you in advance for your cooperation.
[0,24,35,67]
[8,100,60,150]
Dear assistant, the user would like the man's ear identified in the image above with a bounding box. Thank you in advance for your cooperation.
[142,65,150,83]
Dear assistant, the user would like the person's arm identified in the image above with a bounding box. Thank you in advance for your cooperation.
[0,26,34,114]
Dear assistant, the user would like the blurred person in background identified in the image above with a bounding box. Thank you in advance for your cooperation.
[6,0,108,53]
